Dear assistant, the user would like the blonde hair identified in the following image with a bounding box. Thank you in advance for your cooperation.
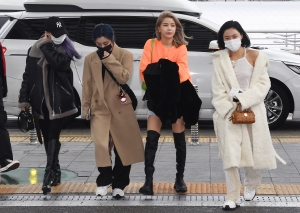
[155,11,191,47]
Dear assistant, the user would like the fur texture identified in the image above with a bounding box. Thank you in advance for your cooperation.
[211,49,285,171]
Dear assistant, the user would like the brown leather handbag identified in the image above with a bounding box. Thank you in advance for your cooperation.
[229,103,255,124]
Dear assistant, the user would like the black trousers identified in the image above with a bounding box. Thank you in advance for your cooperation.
[0,86,13,165]
[96,147,131,190]
[39,102,67,143]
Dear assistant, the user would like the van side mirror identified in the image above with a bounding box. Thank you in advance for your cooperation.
[209,40,219,50]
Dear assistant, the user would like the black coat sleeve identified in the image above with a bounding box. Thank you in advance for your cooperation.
[0,43,7,98]
[39,42,71,71]
[19,47,31,103]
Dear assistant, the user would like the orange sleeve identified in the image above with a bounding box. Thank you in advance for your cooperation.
[139,39,152,82]
[177,45,192,83]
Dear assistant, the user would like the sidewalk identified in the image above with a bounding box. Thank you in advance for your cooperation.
[1,136,300,195]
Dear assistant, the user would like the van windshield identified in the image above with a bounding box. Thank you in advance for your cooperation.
[0,18,11,39]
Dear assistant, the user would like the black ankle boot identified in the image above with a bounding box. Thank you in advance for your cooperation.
[139,177,154,195]
[42,139,56,195]
[173,131,187,193]
[174,176,187,193]
[139,130,160,195]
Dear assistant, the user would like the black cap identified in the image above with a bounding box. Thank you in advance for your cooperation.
[44,17,68,38]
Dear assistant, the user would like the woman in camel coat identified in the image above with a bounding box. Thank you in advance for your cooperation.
[82,24,144,198]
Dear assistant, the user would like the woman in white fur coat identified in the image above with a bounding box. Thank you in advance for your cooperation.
[211,21,285,211]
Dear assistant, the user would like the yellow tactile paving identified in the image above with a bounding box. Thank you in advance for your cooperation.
[278,138,300,143]
[70,137,92,142]
[8,135,300,143]
[1,182,300,195]
[10,137,29,142]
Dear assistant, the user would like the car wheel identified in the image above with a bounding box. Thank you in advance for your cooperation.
[265,83,290,130]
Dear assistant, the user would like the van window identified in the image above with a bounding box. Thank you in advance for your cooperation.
[77,16,156,48]
[0,17,9,28]
[180,20,217,52]
[5,18,80,40]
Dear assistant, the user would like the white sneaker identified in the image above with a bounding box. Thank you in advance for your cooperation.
[0,159,20,173]
[95,184,111,196]
[244,186,256,201]
[112,188,124,198]
[222,200,237,210]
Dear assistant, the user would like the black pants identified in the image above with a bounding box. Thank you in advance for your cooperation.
[0,86,13,165]
[96,147,131,190]
[39,103,67,143]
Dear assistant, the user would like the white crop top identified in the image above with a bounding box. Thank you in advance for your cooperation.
[231,48,254,91]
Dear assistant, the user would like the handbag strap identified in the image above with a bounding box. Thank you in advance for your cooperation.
[151,38,155,63]
[103,64,126,92]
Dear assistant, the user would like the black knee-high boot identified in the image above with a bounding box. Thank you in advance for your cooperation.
[51,141,61,186]
[139,130,160,195]
[173,131,187,193]
[42,139,56,195]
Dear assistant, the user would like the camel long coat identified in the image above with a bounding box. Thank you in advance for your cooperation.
[82,44,144,167]
[211,49,285,171]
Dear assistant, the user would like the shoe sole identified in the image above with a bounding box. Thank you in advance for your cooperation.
[222,205,236,211]
[0,162,20,173]
[174,186,187,193]
[113,194,124,199]
[139,189,154,195]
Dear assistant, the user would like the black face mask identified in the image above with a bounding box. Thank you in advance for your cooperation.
[97,43,113,53]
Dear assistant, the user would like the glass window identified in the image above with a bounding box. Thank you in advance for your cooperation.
[5,18,80,40]
[78,16,156,48]
[180,19,217,52]
[0,17,9,29]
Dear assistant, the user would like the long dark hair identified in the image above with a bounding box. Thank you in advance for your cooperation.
[58,35,81,60]
[217,20,251,50]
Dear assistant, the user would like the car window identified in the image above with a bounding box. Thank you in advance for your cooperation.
[5,18,80,40]
[77,16,156,48]
[180,19,217,52]
[0,17,9,28]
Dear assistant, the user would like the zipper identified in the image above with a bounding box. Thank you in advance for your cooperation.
[56,82,71,95]
[29,84,35,100]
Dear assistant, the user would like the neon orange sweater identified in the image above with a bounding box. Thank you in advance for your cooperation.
[139,38,192,83]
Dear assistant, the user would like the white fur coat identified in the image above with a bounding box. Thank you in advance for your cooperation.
[211,49,285,171]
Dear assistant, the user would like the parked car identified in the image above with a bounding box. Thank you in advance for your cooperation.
[0,0,299,129]
[0,0,24,28]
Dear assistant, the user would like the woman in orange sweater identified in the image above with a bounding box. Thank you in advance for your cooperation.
[139,11,192,195]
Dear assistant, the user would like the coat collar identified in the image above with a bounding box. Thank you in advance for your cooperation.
[213,48,268,89]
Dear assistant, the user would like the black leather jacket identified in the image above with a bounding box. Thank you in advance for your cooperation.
[19,39,77,119]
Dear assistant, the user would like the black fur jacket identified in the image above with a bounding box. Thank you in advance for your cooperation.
[143,59,202,125]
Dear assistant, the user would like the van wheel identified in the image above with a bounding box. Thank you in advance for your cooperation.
[265,83,289,130]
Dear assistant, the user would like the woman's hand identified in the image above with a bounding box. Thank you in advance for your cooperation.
[43,32,51,41]
[103,51,110,58]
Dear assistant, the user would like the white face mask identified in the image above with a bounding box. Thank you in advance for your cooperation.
[51,34,67,45]
[224,38,241,52]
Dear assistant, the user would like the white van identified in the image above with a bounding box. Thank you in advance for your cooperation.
[1,0,300,129]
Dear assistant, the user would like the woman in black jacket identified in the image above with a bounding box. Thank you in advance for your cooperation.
[18,17,81,195]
